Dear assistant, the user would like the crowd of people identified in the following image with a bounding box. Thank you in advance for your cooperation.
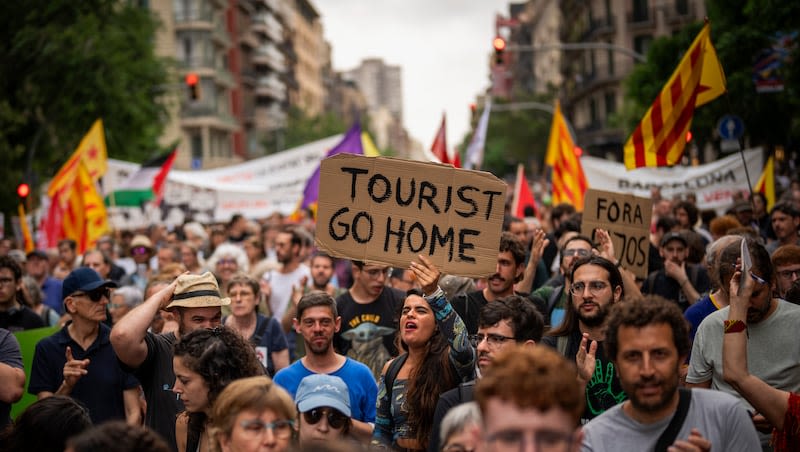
[0,183,799,452]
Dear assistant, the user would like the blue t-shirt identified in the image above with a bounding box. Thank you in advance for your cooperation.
[224,314,288,376]
[29,322,139,424]
[273,357,377,423]
[684,293,719,342]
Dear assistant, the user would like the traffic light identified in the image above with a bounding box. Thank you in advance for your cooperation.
[493,37,506,65]
[16,183,30,201]
[185,73,200,100]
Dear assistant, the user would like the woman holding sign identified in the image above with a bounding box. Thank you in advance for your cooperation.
[371,256,474,451]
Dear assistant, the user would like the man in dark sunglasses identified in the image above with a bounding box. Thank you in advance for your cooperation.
[28,267,141,426]
[295,373,353,446]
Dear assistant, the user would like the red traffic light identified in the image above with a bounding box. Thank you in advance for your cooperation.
[685,131,693,142]
[185,73,199,86]
[17,183,30,199]
[493,37,506,52]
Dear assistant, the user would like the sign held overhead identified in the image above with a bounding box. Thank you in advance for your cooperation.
[581,188,653,279]
[316,154,506,277]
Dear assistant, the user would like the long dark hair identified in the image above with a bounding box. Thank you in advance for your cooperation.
[397,289,457,449]
[547,256,623,337]
[173,327,264,446]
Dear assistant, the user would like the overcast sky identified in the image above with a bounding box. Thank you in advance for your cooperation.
[314,0,509,149]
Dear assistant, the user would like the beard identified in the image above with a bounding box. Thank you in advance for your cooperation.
[306,335,332,355]
[747,298,772,324]
[624,372,680,415]
[576,301,609,327]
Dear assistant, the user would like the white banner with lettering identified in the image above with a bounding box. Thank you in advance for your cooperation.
[581,148,762,214]
[103,135,342,229]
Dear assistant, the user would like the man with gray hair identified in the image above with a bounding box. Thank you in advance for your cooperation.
[109,286,143,325]
[438,402,481,452]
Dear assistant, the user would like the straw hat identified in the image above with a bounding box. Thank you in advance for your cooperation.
[165,272,230,309]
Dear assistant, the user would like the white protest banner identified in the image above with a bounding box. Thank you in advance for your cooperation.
[103,135,341,228]
[316,154,507,277]
[581,189,653,279]
[582,148,762,214]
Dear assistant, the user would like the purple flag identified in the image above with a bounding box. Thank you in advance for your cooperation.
[300,122,363,211]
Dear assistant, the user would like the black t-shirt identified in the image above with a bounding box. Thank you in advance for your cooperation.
[335,287,405,380]
[122,332,183,452]
[543,329,626,423]
[429,381,476,452]
[0,305,46,332]
[642,264,711,311]
[451,290,489,335]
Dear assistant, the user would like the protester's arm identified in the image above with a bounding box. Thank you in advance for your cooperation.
[123,387,142,426]
[594,228,642,298]
[370,360,394,447]
[723,269,789,430]
[576,333,597,392]
[517,229,548,294]
[281,276,307,333]
[111,278,179,368]
[412,256,474,374]
[0,332,24,404]
[665,260,700,305]
[52,346,90,397]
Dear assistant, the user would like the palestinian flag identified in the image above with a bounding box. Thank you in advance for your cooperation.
[106,150,177,207]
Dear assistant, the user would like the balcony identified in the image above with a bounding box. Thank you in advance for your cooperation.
[627,8,654,30]
[255,76,285,101]
[239,29,260,49]
[181,55,215,70]
[212,22,231,47]
[251,13,282,41]
[175,9,213,24]
[582,15,615,41]
[254,105,286,130]
[253,44,286,72]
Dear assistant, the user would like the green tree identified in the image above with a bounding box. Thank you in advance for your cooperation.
[264,107,349,152]
[458,95,553,178]
[621,2,800,161]
[0,0,170,225]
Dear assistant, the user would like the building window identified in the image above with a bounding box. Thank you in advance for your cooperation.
[191,133,202,160]
[605,91,616,116]
[632,0,649,22]
[676,0,689,15]
[634,34,653,56]
[183,38,192,65]
[590,97,598,125]
[607,47,615,76]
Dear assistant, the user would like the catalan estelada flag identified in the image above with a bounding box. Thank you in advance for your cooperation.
[624,23,726,170]
[754,155,775,211]
[545,101,588,211]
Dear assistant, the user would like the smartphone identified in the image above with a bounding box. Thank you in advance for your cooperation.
[738,239,751,296]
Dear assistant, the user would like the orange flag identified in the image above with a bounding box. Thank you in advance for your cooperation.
[17,204,34,253]
[624,24,726,169]
[545,101,588,211]
[44,120,109,249]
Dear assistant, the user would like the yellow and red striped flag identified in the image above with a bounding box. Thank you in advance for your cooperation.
[17,204,34,253]
[754,155,775,211]
[546,101,588,211]
[47,119,108,197]
[624,24,726,170]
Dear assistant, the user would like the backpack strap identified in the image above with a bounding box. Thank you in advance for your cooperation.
[251,316,270,346]
[547,286,563,314]
[653,387,692,452]
[458,380,476,403]
[384,353,408,395]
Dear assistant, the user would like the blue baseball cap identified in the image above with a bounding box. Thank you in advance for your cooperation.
[62,267,117,300]
[295,374,351,417]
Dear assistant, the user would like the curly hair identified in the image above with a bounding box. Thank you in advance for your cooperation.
[604,295,690,361]
[479,295,544,342]
[397,290,458,449]
[0,395,91,452]
[173,327,265,443]
[66,421,170,452]
[499,232,527,267]
[475,344,583,425]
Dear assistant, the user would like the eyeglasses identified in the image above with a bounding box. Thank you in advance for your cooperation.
[563,249,591,258]
[0,277,15,285]
[777,269,800,280]
[131,246,150,255]
[239,419,294,439]
[363,267,390,279]
[569,280,609,296]
[486,429,574,452]
[469,333,515,348]
[71,288,110,302]
[303,408,348,429]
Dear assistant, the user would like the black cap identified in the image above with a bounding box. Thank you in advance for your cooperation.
[660,231,688,248]
[26,250,48,260]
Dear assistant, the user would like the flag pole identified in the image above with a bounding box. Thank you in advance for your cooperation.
[723,93,755,199]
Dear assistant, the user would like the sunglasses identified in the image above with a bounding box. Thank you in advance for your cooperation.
[72,288,110,302]
[303,408,348,429]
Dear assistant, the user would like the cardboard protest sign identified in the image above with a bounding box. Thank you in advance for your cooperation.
[581,189,653,279]
[316,154,506,277]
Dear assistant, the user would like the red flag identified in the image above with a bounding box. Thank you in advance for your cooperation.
[512,164,538,218]
[152,149,178,205]
[430,113,450,164]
